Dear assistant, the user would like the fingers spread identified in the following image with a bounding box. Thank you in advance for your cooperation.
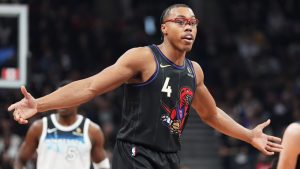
[263,146,275,155]
[268,135,281,143]
[21,86,30,99]
[265,144,282,153]
[259,119,271,129]
[13,110,28,124]
[267,141,283,149]
[13,111,19,121]
[263,150,274,156]
[18,118,28,124]
[13,109,22,122]
[8,103,17,111]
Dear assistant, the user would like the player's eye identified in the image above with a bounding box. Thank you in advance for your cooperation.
[174,18,186,26]
[189,19,199,27]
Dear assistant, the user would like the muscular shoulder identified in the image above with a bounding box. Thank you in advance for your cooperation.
[88,121,102,133]
[30,119,43,131]
[191,61,204,86]
[117,46,156,82]
[88,121,104,142]
[124,46,152,56]
[282,123,300,152]
[119,46,153,64]
[26,119,43,139]
[284,123,300,139]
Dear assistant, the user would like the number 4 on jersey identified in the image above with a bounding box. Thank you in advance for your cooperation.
[162,77,172,97]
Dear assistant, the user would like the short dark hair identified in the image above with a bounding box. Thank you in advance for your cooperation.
[160,4,191,24]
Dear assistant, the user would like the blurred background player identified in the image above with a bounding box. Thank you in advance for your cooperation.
[13,81,110,169]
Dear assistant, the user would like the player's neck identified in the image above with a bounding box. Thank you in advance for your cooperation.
[158,42,186,66]
[56,113,78,126]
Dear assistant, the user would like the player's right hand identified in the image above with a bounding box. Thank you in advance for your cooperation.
[8,86,37,124]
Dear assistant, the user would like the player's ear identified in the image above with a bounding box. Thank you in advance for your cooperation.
[161,24,167,36]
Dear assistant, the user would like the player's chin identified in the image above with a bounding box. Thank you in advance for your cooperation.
[181,42,194,51]
[59,112,72,117]
[182,45,193,52]
[57,109,71,116]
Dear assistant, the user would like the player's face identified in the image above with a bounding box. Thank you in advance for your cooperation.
[161,7,198,52]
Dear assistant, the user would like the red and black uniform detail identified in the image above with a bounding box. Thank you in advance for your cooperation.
[116,44,196,153]
[161,87,193,135]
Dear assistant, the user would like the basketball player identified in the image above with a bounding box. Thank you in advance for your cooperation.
[276,122,300,169]
[13,81,110,169]
[9,4,282,169]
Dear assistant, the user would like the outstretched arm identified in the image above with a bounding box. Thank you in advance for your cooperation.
[277,123,300,169]
[191,61,282,155]
[9,47,152,124]
[36,47,145,112]
[89,122,110,169]
[14,120,42,169]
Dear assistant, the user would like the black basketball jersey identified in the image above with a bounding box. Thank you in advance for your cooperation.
[117,44,196,152]
[297,156,300,169]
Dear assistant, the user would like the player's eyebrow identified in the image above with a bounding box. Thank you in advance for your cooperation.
[175,15,196,18]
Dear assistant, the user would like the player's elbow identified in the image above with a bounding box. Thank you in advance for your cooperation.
[198,105,219,124]
[86,87,98,99]
[83,78,99,100]
[197,108,218,124]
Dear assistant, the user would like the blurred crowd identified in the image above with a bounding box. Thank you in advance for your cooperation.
[0,0,299,169]
[210,0,300,169]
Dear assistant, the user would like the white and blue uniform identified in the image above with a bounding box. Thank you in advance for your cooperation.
[36,114,92,169]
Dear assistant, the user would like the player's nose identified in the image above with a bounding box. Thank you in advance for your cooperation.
[184,24,193,32]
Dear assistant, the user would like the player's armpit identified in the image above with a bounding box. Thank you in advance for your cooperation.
[190,61,218,121]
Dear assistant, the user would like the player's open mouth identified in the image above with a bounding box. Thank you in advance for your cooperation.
[181,34,194,43]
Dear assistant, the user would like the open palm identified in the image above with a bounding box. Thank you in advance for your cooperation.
[8,86,37,124]
[250,119,282,155]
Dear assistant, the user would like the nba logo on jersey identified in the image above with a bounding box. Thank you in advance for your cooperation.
[187,67,194,78]
[131,146,136,157]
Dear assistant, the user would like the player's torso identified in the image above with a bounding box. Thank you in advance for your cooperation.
[37,114,92,169]
[117,44,196,152]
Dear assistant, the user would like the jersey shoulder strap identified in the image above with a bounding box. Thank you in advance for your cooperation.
[39,116,48,143]
[83,118,91,146]
[149,44,161,62]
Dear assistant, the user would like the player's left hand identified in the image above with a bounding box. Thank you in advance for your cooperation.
[250,119,283,155]
[8,86,38,124]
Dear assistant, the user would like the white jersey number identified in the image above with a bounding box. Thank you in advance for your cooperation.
[65,147,78,161]
[161,77,172,97]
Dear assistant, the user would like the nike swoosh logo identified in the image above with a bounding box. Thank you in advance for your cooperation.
[47,128,57,133]
[160,64,171,68]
